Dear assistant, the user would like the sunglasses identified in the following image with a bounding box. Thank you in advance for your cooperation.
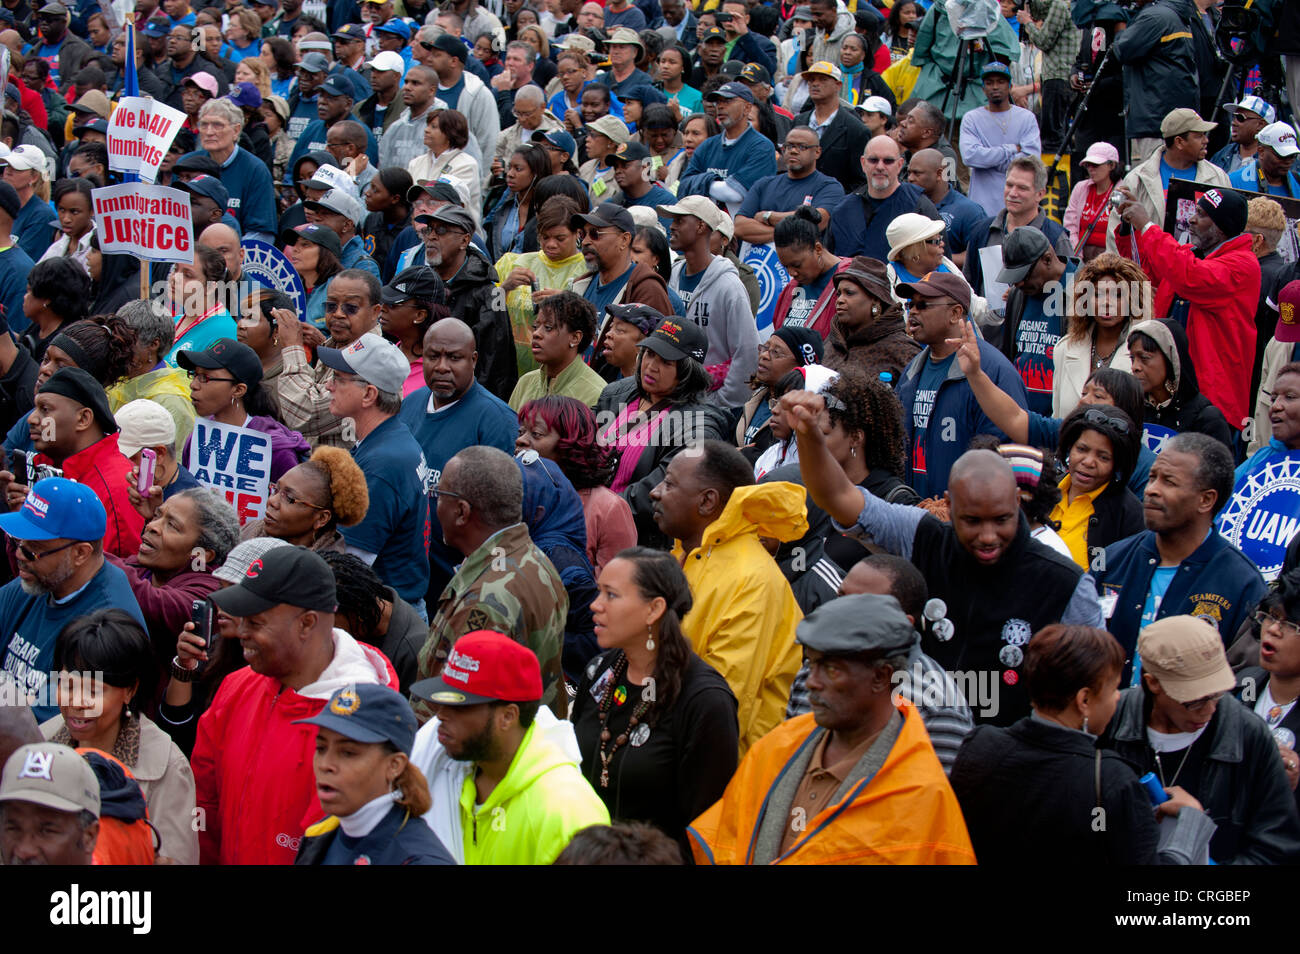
[324,300,364,316]
[1081,406,1131,435]
[16,539,80,563]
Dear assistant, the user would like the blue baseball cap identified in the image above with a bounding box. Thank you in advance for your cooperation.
[540,128,576,157]
[227,81,262,109]
[317,78,352,98]
[176,174,230,208]
[375,18,411,40]
[142,17,170,37]
[333,23,366,42]
[295,684,418,753]
[0,478,107,542]
[981,61,1012,80]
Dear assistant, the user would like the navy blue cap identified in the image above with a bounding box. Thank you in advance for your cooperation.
[317,79,351,98]
[295,684,418,752]
[142,17,170,37]
[227,81,262,109]
[176,173,230,208]
[73,117,108,136]
[540,128,576,156]
[706,81,755,104]
[375,18,411,40]
[0,477,106,543]
[332,23,366,41]
[981,61,1012,80]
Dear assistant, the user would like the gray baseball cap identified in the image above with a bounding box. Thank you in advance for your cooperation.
[317,332,411,394]
[0,743,100,816]
[305,187,364,226]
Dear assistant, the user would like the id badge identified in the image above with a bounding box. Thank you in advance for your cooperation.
[1100,591,1119,619]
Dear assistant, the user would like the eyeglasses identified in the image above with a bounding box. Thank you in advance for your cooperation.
[269,482,329,511]
[428,223,465,236]
[192,371,238,385]
[781,141,816,152]
[864,156,899,165]
[433,487,468,502]
[1179,691,1225,712]
[1081,406,1131,435]
[1256,610,1300,639]
[16,539,80,563]
[324,300,364,316]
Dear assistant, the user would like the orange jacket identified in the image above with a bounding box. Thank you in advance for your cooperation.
[688,703,977,865]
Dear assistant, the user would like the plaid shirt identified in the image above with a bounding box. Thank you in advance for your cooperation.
[1023,0,1080,83]
[276,342,353,450]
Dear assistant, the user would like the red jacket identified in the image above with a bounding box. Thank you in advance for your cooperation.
[772,257,850,340]
[192,630,399,865]
[36,433,145,558]
[1136,226,1260,429]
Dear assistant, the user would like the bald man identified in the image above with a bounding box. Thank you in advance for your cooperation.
[199,223,243,284]
[827,135,941,261]
[906,148,986,269]
[786,403,1103,726]
[397,317,519,598]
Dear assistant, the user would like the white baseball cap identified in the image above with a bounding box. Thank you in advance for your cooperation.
[1,144,47,175]
[656,195,726,231]
[115,399,177,458]
[367,50,406,74]
[1224,95,1276,124]
[304,163,359,197]
[857,95,892,117]
[1259,122,1300,157]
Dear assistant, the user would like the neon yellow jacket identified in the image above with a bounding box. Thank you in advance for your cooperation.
[106,366,197,451]
[674,482,807,757]
[494,249,590,376]
[459,720,609,865]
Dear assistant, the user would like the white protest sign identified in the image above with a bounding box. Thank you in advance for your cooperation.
[979,245,1010,314]
[92,182,194,264]
[106,95,186,184]
[186,419,273,526]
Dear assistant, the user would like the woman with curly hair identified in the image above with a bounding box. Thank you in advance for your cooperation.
[516,394,637,575]
[238,445,370,553]
[811,366,919,568]
[1053,252,1145,417]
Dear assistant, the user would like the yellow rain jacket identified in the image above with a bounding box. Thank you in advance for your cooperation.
[494,249,590,376]
[688,704,977,865]
[673,481,807,756]
[106,365,198,451]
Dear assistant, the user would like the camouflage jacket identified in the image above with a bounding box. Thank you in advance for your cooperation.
[415,523,569,721]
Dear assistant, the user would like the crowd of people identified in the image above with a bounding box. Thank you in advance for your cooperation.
[1,0,1300,867]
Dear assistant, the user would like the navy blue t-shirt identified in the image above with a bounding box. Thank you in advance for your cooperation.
[736,170,846,220]
[783,263,837,328]
[340,416,432,603]
[161,466,201,500]
[909,352,955,499]
[583,263,637,323]
[936,189,988,256]
[675,266,706,311]
[438,76,466,112]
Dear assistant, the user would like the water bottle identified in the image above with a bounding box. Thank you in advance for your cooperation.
[1138,772,1169,806]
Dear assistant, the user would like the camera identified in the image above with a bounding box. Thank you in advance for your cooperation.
[1109,191,1126,208]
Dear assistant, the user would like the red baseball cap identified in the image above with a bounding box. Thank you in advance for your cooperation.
[409,631,543,707]
[1276,280,1300,343]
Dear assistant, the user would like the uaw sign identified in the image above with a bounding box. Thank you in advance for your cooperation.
[1217,451,1300,581]
[92,183,194,264]
[187,419,273,526]
[1142,422,1177,455]
[241,240,307,316]
[738,241,790,340]
[106,96,186,184]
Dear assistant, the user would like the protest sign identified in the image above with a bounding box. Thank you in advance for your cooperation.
[1165,179,1300,262]
[1217,450,1300,581]
[738,242,790,341]
[1142,422,1177,455]
[106,95,186,184]
[92,183,194,264]
[187,419,273,526]
[241,240,308,316]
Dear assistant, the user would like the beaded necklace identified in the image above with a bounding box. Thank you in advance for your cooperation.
[595,652,652,788]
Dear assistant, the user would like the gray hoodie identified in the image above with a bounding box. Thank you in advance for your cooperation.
[669,254,759,407]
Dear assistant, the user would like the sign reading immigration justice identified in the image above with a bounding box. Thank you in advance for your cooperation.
[106,96,186,184]
[187,419,273,526]
[92,183,194,264]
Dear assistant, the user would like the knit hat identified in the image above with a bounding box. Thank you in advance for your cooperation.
[1196,187,1248,238]
[996,444,1045,490]
[771,326,824,367]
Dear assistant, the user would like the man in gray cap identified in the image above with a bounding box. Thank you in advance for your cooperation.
[996,225,1077,416]
[687,592,976,865]
[304,188,381,280]
[0,741,100,865]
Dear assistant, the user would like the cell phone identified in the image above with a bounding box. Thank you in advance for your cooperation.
[191,598,216,655]
[6,449,29,484]
[137,448,156,495]
[529,278,540,293]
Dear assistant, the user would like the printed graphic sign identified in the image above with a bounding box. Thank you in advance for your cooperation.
[92,183,194,264]
[187,419,273,526]
[241,240,308,316]
[1142,422,1178,455]
[738,241,790,340]
[106,96,187,184]
[1165,179,1300,262]
[1217,451,1300,581]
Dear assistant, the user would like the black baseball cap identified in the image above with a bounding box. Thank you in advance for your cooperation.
[431,33,468,62]
[638,317,707,362]
[606,302,663,336]
[0,181,18,219]
[382,265,447,306]
[407,180,464,206]
[700,25,726,42]
[176,337,264,386]
[290,222,343,258]
[572,202,635,234]
[332,23,366,42]
[610,141,652,164]
[317,79,352,98]
[210,546,339,616]
[739,63,773,86]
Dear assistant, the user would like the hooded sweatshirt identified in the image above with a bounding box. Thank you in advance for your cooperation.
[669,254,759,407]
[191,629,398,865]
[1128,318,1234,452]
[673,481,808,754]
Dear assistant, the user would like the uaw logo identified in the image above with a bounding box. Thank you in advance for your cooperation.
[241,239,307,317]
[21,492,49,521]
[17,749,54,781]
[739,241,791,334]
[1142,422,1178,455]
[329,686,361,715]
[1216,451,1300,581]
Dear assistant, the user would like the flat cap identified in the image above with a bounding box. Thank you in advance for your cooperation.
[796,593,918,657]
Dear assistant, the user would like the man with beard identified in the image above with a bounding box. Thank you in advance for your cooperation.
[409,629,608,864]
[0,478,143,723]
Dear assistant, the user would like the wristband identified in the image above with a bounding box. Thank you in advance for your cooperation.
[171,656,197,682]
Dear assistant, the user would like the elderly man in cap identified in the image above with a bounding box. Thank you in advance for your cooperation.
[426,32,501,165]
[0,478,144,721]
[416,205,517,401]
[677,80,777,204]
[22,367,145,556]
[1105,108,1230,255]
[1230,122,1300,198]
[793,62,870,193]
[687,592,975,864]
[305,188,381,280]
[600,27,654,99]
[409,629,608,864]
[959,61,1042,217]
[1211,94,1276,174]
[29,2,91,93]
[0,742,101,865]
[659,195,758,407]
[287,52,332,144]
[734,125,844,245]
[996,225,1077,416]
[1100,615,1300,864]
[1116,184,1260,432]
[192,545,399,865]
[320,333,431,609]
[181,97,279,241]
